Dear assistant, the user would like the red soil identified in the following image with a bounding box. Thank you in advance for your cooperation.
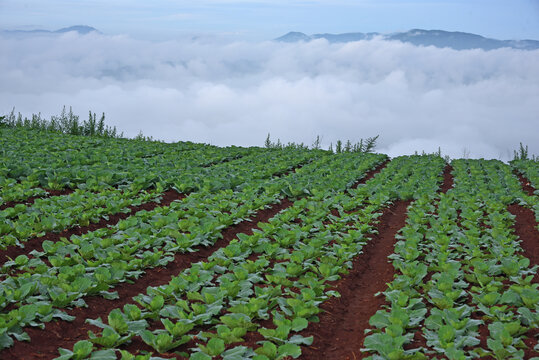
[0,190,184,266]
[0,198,293,360]
[440,164,454,194]
[508,203,539,357]
[509,171,538,283]
[508,204,539,283]
[126,164,397,358]
[298,163,452,359]
[351,160,389,189]
[275,162,306,177]
[298,200,411,360]
[0,188,75,211]
[523,328,539,359]
[515,172,536,197]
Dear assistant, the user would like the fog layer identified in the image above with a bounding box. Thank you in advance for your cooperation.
[1,32,538,159]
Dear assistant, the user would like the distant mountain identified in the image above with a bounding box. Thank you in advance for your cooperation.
[55,25,100,34]
[275,29,539,50]
[276,31,311,43]
[2,25,100,36]
[311,33,373,43]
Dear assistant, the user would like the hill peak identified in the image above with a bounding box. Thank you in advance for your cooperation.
[55,25,100,34]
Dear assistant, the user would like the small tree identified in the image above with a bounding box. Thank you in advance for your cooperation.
[312,135,322,150]
[8,108,16,125]
[84,111,97,136]
[344,140,352,152]
[513,142,529,161]
[15,112,23,127]
[97,113,105,135]
[363,135,379,153]
[336,140,342,153]
[264,133,272,148]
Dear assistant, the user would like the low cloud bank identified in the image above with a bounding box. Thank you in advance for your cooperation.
[1,32,538,159]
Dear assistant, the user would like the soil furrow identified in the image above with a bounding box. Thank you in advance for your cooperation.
[507,204,539,360]
[514,171,536,197]
[0,188,75,211]
[298,200,410,360]
[508,204,539,280]
[107,164,392,358]
[0,198,293,360]
[299,164,452,359]
[0,190,183,266]
[351,160,389,189]
[440,164,454,194]
[200,153,244,168]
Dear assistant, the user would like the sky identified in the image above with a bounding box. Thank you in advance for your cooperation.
[1,1,538,159]
[1,0,539,40]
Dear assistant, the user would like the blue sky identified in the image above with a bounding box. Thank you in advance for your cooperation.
[1,0,539,40]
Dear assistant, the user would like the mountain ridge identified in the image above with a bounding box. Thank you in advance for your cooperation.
[2,25,100,36]
[276,29,539,50]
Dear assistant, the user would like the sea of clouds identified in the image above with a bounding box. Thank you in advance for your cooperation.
[1,31,538,159]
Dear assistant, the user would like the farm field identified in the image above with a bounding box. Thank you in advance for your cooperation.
[0,127,538,360]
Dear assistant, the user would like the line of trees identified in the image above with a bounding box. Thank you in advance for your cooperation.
[264,133,379,153]
[0,106,122,138]
[513,142,537,161]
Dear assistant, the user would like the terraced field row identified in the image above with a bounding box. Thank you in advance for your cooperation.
[0,126,537,359]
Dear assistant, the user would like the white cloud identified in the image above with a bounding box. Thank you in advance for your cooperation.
[1,32,538,159]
